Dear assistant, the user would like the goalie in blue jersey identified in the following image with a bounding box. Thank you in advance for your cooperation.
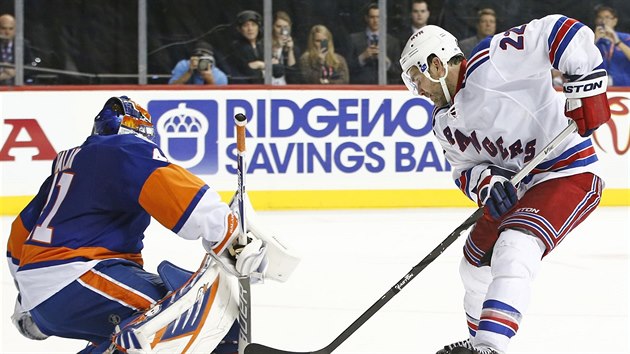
[6,96,297,353]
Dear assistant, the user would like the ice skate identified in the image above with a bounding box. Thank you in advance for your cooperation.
[436,338,473,354]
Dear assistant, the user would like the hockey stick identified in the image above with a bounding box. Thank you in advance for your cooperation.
[244,120,578,354]
[235,113,252,354]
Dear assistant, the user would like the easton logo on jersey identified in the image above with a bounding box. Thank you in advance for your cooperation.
[148,100,219,174]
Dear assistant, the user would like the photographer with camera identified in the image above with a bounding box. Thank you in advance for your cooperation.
[348,3,401,84]
[169,41,228,85]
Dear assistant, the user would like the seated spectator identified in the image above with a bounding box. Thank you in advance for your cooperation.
[0,13,33,85]
[299,25,349,84]
[594,5,630,86]
[348,3,401,84]
[168,41,228,85]
[458,8,497,58]
[271,11,301,84]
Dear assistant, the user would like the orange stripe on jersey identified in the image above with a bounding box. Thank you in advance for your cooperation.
[7,216,30,261]
[139,164,206,229]
[20,244,143,267]
[79,269,153,310]
[212,213,238,255]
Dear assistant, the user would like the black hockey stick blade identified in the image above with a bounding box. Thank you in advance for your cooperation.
[245,343,329,354]
[243,208,486,354]
[245,121,577,354]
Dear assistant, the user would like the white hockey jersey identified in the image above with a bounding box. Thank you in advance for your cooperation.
[433,15,605,203]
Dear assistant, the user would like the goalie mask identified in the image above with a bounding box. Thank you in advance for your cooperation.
[399,25,463,104]
[92,96,154,140]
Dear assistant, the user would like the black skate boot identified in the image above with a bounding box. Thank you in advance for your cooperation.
[436,339,499,354]
[436,339,473,354]
[452,348,499,354]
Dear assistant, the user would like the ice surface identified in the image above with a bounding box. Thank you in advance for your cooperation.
[1,207,628,353]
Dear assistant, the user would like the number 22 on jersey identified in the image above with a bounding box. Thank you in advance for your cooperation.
[500,25,527,50]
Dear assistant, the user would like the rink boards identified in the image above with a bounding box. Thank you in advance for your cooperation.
[1,86,629,214]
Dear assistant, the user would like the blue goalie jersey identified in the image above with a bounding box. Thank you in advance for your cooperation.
[7,134,231,310]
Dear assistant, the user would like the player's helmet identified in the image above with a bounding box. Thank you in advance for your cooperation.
[399,25,463,95]
[92,96,154,140]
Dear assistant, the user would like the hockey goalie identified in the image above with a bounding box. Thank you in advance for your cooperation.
[6,96,299,353]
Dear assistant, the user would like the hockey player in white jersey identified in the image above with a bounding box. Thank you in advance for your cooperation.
[400,15,611,354]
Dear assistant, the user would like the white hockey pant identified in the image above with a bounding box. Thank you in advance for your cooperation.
[460,228,545,353]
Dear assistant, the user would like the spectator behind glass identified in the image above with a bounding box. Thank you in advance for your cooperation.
[230,10,265,84]
[168,41,228,85]
[299,25,349,84]
[348,3,402,84]
[458,8,497,58]
[271,11,301,85]
[0,13,33,85]
[594,5,630,86]
[229,10,287,84]
[398,0,431,44]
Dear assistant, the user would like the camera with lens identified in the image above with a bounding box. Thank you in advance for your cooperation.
[281,27,290,37]
[197,55,215,72]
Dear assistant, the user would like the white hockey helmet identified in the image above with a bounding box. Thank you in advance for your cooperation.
[399,25,463,98]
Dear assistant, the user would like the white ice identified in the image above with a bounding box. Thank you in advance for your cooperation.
[1,207,629,353]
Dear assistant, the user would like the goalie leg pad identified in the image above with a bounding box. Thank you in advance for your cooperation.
[214,321,239,354]
[113,258,239,353]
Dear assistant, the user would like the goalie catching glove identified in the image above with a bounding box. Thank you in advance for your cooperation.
[203,205,268,280]
[563,68,611,137]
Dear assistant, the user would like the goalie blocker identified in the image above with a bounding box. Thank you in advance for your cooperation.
[111,194,300,353]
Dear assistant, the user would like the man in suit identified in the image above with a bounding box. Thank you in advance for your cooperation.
[0,13,33,85]
[399,0,431,44]
[348,3,402,84]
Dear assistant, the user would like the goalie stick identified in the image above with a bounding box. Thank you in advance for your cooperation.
[235,113,252,354]
[244,120,578,354]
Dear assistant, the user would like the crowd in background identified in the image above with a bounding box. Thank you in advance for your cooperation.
[0,0,628,86]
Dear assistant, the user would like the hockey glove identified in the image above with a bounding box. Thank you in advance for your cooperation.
[204,231,268,279]
[476,165,518,220]
[563,69,611,137]
[223,192,267,277]
[11,297,48,340]
[203,205,268,279]
[231,236,268,281]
